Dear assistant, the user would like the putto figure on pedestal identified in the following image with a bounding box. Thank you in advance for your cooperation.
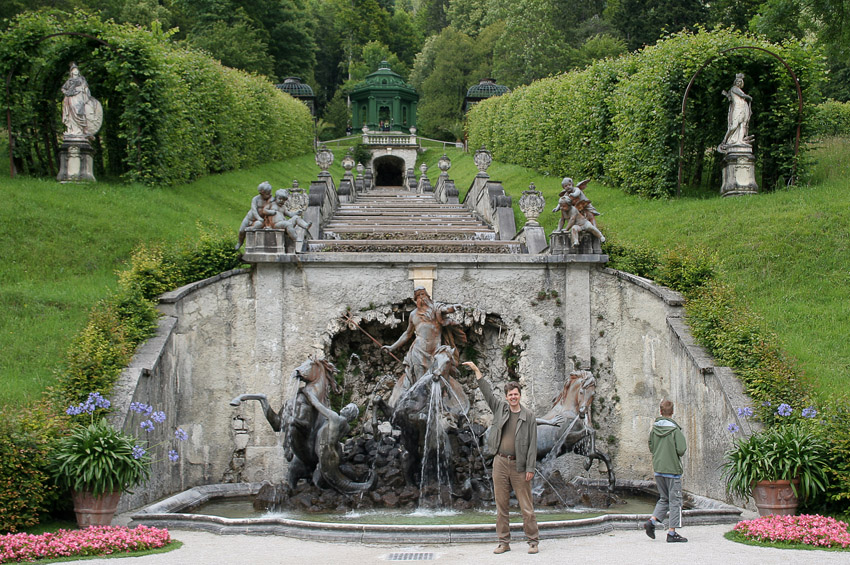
[57,62,103,182]
[716,73,759,197]
[552,177,604,249]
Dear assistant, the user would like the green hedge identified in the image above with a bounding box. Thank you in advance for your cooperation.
[0,10,313,186]
[811,100,850,138]
[468,29,825,197]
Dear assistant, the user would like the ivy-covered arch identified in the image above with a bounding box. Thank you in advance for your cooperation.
[678,46,804,194]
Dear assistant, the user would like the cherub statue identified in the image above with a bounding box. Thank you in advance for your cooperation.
[235,181,273,250]
[557,200,605,247]
[553,177,600,230]
[263,189,312,242]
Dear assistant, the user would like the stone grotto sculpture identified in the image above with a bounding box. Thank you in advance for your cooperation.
[231,356,374,494]
[381,287,468,409]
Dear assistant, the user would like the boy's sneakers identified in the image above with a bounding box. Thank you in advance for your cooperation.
[666,531,688,543]
[644,520,655,539]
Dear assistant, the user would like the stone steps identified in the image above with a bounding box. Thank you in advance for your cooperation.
[316,189,509,253]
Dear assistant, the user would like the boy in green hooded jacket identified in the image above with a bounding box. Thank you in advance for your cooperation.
[645,399,688,543]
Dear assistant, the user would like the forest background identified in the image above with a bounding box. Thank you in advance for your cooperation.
[4,0,849,142]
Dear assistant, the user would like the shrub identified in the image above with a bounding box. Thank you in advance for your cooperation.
[0,403,65,533]
[811,100,850,138]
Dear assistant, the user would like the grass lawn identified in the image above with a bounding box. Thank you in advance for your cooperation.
[1,139,847,406]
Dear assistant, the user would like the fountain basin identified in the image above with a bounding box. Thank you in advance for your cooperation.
[130,481,742,543]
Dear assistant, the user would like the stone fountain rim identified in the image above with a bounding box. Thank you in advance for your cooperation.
[130,480,742,542]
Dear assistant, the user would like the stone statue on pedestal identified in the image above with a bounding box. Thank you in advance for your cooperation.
[57,62,103,182]
[717,74,759,197]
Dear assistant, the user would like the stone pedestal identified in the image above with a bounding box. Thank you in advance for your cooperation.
[57,138,96,182]
[719,147,758,197]
[549,231,602,255]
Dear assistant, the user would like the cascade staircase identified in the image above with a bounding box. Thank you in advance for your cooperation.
[306,187,521,253]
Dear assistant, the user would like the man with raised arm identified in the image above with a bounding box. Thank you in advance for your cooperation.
[462,361,539,555]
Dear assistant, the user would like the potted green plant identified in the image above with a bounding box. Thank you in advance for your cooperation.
[722,405,829,516]
[52,392,187,527]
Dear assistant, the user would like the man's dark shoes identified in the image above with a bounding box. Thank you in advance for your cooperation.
[666,531,688,543]
[644,520,655,539]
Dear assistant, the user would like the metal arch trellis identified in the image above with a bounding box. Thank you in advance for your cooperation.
[677,46,804,196]
[5,32,118,178]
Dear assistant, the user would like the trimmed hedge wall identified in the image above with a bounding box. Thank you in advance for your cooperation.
[468,29,825,197]
[0,10,313,186]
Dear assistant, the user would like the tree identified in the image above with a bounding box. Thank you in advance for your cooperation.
[416,0,450,35]
[183,9,276,77]
[493,0,576,87]
[415,27,495,139]
[321,88,351,139]
[610,0,708,51]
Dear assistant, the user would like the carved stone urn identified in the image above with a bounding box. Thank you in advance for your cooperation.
[519,182,545,226]
[473,145,492,175]
[315,144,333,172]
[287,180,308,214]
[438,154,451,175]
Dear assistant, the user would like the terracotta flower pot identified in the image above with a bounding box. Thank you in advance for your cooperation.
[71,490,122,527]
[752,479,799,516]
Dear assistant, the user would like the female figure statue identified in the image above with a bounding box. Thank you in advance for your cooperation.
[720,73,753,149]
[61,63,102,139]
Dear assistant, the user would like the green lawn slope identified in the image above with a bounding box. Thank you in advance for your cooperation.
[0,153,343,405]
[1,141,847,407]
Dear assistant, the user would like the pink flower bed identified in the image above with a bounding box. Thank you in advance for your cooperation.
[734,514,850,549]
[0,525,171,563]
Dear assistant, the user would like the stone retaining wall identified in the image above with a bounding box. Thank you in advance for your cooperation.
[112,257,749,512]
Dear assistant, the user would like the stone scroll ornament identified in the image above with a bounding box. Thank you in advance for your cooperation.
[61,62,103,140]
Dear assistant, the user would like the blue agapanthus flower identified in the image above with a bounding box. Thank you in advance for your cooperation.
[132,445,146,459]
[727,423,740,433]
[175,428,189,441]
[776,403,793,417]
[736,407,753,418]
[801,406,818,418]
[168,450,179,462]
[129,402,153,415]
[151,411,167,423]
[140,420,155,432]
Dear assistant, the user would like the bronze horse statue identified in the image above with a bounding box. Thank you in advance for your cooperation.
[230,356,374,494]
[536,370,615,491]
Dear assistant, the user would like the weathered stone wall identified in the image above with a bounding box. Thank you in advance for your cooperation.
[112,258,749,511]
